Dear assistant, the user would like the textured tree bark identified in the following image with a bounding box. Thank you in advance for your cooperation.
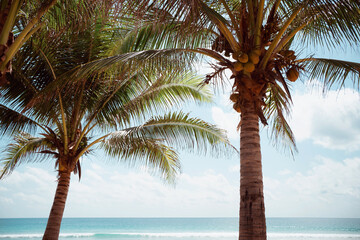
[43,172,71,240]
[239,101,267,240]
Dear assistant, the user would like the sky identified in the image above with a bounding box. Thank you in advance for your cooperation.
[0,48,359,219]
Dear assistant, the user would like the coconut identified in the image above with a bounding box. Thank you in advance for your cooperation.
[286,67,299,82]
[238,53,249,63]
[230,93,240,102]
[234,62,244,71]
[244,62,255,72]
[249,52,260,64]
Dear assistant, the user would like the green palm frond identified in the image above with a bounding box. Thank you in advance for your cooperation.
[295,0,360,48]
[301,58,360,90]
[140,111,233,155]
[113,111,233,156]
[109,19,208,55]
[0,132,54,179]
[31,48,195,99]
[101,134,180,183]
[0,104,41,136]
[264,83,297,154]
[93,69,213,130]
[100,110,233,183]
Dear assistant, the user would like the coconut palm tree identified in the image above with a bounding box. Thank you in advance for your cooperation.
[125,0,360,239]
[0,7,230,239]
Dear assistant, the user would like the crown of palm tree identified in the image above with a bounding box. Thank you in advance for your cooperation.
[0,5,231,182]
[125,0,360,151]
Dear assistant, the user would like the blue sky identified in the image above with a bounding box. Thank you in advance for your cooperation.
[0,48,359,219]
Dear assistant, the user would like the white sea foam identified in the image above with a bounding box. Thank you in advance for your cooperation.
[268,233,360,239]
[116,232,360,238]
[0,233,95,238]
[0,234,43,238]
[118,232,237,237]
[1,232,360,239]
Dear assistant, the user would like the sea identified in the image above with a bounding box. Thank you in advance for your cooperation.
[0,218,359,240]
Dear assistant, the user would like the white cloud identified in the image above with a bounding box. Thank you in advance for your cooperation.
[211,107,240,140]
[2,156,360,218]
[287,157,360,198]
[290,87,360,151]
[264,157,360,217]
[228,164,240,173]
[0,164,238,218]
[278,169,292,176]
[0,167,56,217]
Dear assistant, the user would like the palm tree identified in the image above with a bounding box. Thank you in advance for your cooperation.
[125,0,360,239]
[0,7,230,239]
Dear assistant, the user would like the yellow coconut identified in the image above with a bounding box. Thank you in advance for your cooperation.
[249,52,260,64]
[238,53,249,63]
[286,67,299,82]
[230,93,240,102]
[234,62,244,71]
[243,62,255,72]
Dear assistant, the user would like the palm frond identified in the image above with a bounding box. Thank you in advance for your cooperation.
[296,0,360,48]
[31,48,195,99]
[0,132,54,179]
[119,111,233,156]
[197,1,240,52]
[109,19,208,55]
[301,57,360,90]
[101,133,180,183]
[94,69,213,130]
[0,104,41,136]
[264,83,297,154]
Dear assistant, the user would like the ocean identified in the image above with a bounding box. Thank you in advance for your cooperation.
[0,218,359,239]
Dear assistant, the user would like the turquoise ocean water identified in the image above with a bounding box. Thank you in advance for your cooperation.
[0,218,360,239]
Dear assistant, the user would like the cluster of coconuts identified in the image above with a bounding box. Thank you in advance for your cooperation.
[232,49,261,74]
[230,92,241,113]
[279,49,299,82]
[230,49,262,113]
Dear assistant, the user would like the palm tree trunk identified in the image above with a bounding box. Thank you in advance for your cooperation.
[239,101,266,240]
[43,171,71,240]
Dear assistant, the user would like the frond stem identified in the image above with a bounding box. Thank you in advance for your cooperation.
[58,91,68,154]
[0,0,20,45]
[247,0,255,32]
[219,0,242,43]
[73,75,130,151]
[254,0,265,48]
[260,5,302,69]
[73,134,110,164]
[274,18,313,53]
[39,47,56,80]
